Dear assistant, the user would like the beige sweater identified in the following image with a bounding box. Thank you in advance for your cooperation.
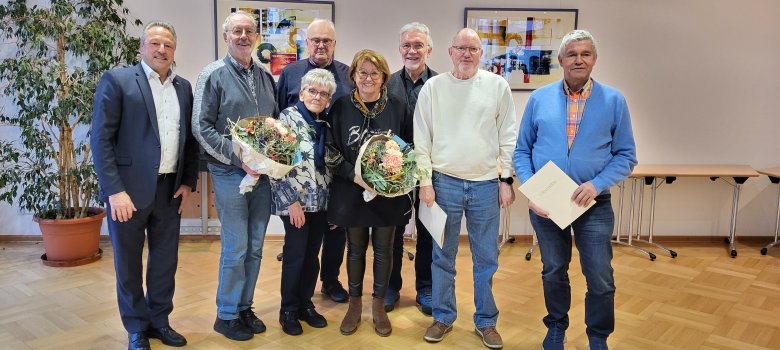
[414,70,517,186]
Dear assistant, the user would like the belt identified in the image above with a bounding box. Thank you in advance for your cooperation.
[157,172,176,180]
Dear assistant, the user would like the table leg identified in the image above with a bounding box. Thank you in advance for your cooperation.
[525,229,537,261]
[612,177,656,260]
[761,176,780,255]
[499,207,515,252]
[633,177,678,258]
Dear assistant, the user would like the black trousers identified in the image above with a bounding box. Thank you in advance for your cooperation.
[107,174,181,333]
[389,194,433,294]
[280,212,327,312]
[346,226,395,298]
[319,226,346,284]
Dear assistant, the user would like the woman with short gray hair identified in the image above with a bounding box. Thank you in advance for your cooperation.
[271,68,336,336]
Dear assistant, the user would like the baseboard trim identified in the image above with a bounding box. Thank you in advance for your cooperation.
[0,234,773,244]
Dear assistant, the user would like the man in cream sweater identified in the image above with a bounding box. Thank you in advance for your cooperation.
[414,28,516,350]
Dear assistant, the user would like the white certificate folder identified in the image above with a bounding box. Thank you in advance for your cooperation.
[518,161,595,229]
[418,202,447,249]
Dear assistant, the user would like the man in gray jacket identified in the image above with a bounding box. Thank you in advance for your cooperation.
[192,11,278,342]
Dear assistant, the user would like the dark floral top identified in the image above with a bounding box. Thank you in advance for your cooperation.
[270,105,332,215]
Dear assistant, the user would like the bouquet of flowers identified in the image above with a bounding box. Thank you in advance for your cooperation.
[355,132,422,200]
[230,116,302,193]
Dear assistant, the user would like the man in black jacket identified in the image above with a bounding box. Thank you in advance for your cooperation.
[384,22,438,316]
[91,21,198,350]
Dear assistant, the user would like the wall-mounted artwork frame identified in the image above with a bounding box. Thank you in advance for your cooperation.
[214,0,335,78]
[464,8,578,91]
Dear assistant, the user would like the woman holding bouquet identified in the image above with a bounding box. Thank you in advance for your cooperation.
[326,49,412,337]
[271,69,337,336]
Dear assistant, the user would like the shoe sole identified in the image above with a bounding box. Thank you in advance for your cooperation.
[541,335,568,350]
[340,326,359,336]
[475,328,503,349]
[301,318,328,328]
[321,289,349,303]
[213,326,253,341]
[423,325,452,342]
[147,334,186,347]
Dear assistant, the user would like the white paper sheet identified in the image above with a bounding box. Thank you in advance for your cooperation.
[418,202,447,249]
[518,161,595,229]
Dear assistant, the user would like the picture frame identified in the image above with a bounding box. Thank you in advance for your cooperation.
[214,0,335,78]
[464,8,578,91]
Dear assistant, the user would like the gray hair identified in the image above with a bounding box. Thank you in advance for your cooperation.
[307,18,336,34]
[222,10,257,32]
[558,29,597,57]
[300,68,337,95]
[399,22,433,48]
[140,20,177,44]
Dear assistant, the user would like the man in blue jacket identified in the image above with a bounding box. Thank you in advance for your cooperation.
[91,21,198,350]
[513,29,637,350]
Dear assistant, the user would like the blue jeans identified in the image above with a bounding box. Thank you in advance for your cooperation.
[208,164,271,320]
[431,171,500,328]
[529,194,615,340]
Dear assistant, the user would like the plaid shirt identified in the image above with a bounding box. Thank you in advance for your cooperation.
[563,78,593,149]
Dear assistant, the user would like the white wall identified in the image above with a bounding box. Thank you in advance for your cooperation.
[2,0,779,237]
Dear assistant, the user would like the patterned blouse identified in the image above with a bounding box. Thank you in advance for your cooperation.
[270,105,332,215]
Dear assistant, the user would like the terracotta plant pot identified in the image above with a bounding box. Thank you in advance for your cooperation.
[34,207,106,267]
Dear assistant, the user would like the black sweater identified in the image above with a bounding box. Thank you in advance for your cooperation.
[326,91,413,227]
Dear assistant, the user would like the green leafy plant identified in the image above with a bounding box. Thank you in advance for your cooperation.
[0,0,141,219]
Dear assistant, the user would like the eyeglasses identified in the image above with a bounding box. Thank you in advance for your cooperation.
[356,70,382,80]
[309,38,333,47]
[400,43,426,52]
[306,88,331,99]
[230,27,257,37]
[452,46,480,55]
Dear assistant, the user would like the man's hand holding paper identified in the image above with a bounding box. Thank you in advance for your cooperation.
[518,161,596,229]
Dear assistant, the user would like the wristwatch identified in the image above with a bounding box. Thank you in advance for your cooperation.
[498,176,514,185]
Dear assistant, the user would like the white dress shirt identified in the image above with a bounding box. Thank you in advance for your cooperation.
[141,60,180,174]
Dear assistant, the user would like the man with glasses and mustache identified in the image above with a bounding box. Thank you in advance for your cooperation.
[192,11,278,342]
[384,22,437,316]
[414,28,516,349]
[276,18,354,304]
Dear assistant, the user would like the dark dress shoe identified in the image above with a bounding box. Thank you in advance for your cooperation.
[298,307,328,328]
[214,317,253,341]
[416,294,433,316]
[321,281,349,303]
[147,326,187,347]
[239,308,267,333]
[128,332,150,350]
[279,311,303,335]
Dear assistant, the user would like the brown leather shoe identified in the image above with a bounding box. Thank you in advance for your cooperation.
[371,297,392,337]
[475,326,503,349]
[424,320,452,343]
[339,296,362,335]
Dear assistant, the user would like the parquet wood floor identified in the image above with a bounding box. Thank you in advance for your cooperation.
[1,239,780,349]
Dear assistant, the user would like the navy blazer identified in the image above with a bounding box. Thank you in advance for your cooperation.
[91,64,198,210]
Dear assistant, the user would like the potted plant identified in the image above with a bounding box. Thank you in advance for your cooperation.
[0,0,141,266]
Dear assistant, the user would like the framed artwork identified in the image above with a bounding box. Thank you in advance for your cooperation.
[464,8,578,91]
[214,0,335,78]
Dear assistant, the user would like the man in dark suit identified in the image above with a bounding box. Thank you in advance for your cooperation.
[91,21,198,350]
[385,22,437,315]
